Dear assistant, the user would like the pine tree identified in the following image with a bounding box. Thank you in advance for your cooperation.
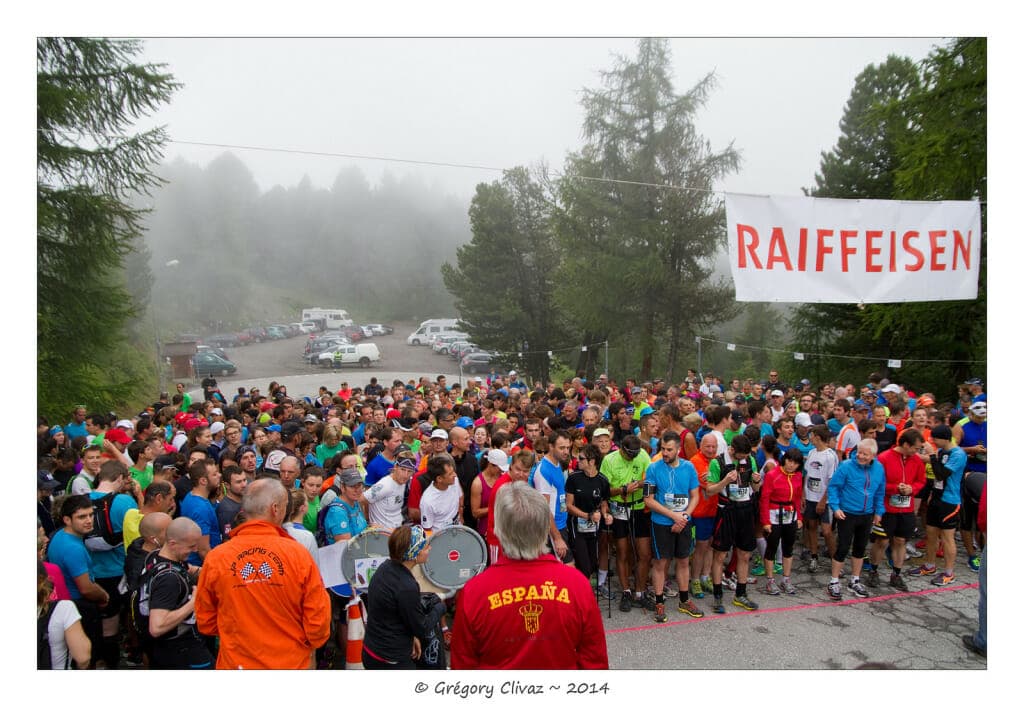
[38,38,178,419]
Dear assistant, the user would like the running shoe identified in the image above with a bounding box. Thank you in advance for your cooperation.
[905,544,924,559]
[889,573,909,592]
[773,562,784,575]
[762,577,780,595]
[664,580,679,597]
[619,591,632,613]
[690,579,705,598]
[635,591,657,611]
[915,538,927,550]
[931,572,955,586]
[884,545,894,569]
[750,556,766,576]
[968,555,980,573]
[732,594,759,611]
[827,581,843,601]
[701,577,714,594]
[780,577,797,595]
[908,563,937,577]
[595,583,613,600]
[808,557,819,573]
[935,545,944,558]
[712,598,726,614]
[678,599,705,618]
[722,572,738,591]
[865,569,880,588]
[863,561,876,574]
[654,603,667,623]
[799,548,811,562]
[848,580,869,598]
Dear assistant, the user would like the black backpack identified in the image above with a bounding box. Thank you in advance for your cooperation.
[314,494,344,548]
[129,555,188,638]
[84,493,123,552]
[37,602,57,669]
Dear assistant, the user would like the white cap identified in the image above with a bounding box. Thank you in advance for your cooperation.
[209,421,226,434]
[211,407,223,416]
[508,370,517,376]
[881,384,901,394]
[591,426,611,438]
[794,412,812,428]
[770,389,784,397]
[430,428,449,440]
[486,448,510,471]
[116,419,134,430]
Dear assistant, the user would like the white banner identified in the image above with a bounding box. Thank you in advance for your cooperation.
[725,194,982,303]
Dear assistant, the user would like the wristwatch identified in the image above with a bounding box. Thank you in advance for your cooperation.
[681,513,691,523]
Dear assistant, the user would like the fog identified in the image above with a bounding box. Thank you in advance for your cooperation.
[134,38,941,334]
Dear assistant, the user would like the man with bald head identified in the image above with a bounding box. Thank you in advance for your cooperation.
[145,517,212,668]
[449,425,480,532]
[195,478,331,669]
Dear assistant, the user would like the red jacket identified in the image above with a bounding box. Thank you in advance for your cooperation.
[877,447,926,514]
[759,467,804,526]
[450,554,608,670]
[194,520,331,669]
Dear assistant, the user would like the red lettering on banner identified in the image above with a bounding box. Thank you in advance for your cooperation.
[737,224,762,269]
[766,227,793,270]
[953,230,972,270]
[889,231,898,272]
[929,230,947,271]
[797,228,808,271]
[903,231,924,271]
[840,230,858,273]
[815,229,834,272]
[865,230,883,272]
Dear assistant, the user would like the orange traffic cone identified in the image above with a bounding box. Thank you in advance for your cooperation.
[345,595,365,670]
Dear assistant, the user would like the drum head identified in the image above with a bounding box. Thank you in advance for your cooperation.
[341,528,392,590]
[422,525,487,589]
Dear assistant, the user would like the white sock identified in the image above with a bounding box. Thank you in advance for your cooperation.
[598,570,608,585]
[756,537,767,559]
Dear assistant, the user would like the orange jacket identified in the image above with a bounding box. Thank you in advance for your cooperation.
[194,519,331,669]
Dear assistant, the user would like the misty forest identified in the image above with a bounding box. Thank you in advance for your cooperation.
[37,37,986,419]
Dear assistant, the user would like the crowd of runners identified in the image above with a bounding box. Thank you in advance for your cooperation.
[36,368,988,668]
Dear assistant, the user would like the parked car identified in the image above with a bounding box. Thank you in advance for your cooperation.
[318,342,382,368]
[244,326,268,342]
[448,340,479,359]
[364,323,393,336]
[205,333,243,348]
[303,335,350,359]
[234,331,253,346]
[193,351,237,376]
[265,325,288,340]
[196,344,231,361]
[286,323,304,337]
[433,333,469,355]
[298,321,317,334]
[461,351,503,374]
[339,325,364,342]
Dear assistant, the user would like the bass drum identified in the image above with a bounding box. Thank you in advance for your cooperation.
[421,525,488,591]
[339,527,392,594]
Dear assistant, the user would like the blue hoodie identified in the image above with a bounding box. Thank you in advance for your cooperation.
[828,456,886,517]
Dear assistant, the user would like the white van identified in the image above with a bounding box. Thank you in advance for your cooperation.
[406,318,462,346]
[318,342,382,368]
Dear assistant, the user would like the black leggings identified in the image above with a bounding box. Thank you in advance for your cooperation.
[765,522,797,560]
[834,513,873,563]
[571,530,599,579]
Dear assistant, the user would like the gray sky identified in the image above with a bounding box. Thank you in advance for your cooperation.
[137,37,941,201]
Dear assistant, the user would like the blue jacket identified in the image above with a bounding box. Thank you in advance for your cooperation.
[828,457,886,517]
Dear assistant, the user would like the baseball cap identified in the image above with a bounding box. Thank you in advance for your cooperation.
[964,377,984,387]
[731,409,746,423]
[930,424,953,441]
[508,370,517,376]
[116,419,134,430]
[794,412,812,428]
[105,427,132,445]
[455,416,474,430]
[174,412,190,426]
[969,401,987,417]
[338,468,364,487]
[486,448,510,471]
[591,426,611,438]
[266,424,282,433]
[419,421,435,436]
[916,394,935,407]
[394,416,416,432]
[37,470,60,491]
[770,389,784,397]
[48,425,63,437]
[281,421,303,438]
[881,384,901,394]
[303,414,319,423]
[386,408,402,420]
[210,408,223,416]
[430,428,449,441]
[209,421,225,435]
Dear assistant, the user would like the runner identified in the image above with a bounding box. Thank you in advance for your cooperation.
[867,429,926,592]
[802,425,838,572]
[827,439,886,599]
[909,425,967,585]
[759,448,804,595]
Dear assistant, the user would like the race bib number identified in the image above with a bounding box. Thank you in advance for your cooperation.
[559,494,567,514]
[610,500,629,521]
[890,494,912,509]
[769,507,795,525]
[807,477,821,492]
[576,516,597,533]
[664,493,688,512]
[727,485,752,502]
